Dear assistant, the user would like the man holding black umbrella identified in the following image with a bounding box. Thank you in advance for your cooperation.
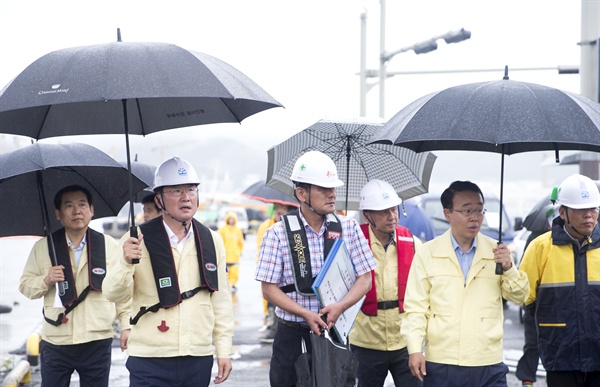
[103,157,234,387]
[255,151,377,386]
[402,181,528,387]
[19,184,131,387]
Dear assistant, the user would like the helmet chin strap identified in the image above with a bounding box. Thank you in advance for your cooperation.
[303,185,328,218]
[365,212,394,241]
[157,191,190,233]
[564,209,591,242]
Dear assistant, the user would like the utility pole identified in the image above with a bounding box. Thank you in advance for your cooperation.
[579,0,599,103]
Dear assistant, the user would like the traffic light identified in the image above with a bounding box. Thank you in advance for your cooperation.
[443,28,471,44]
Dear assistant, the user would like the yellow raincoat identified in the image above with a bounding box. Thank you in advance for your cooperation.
[218,212,244,287]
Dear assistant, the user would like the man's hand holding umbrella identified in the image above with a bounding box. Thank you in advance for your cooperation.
[493,243,513,272]
[123,233,144,265]
[43,265,65,287]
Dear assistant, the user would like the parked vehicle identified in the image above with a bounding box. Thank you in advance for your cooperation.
[194,207,220,231]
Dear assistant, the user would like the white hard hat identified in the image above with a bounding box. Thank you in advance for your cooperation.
[290,151,344,188]
[555,174,600,209]
[153,157,200,190]
[359,179,402,211]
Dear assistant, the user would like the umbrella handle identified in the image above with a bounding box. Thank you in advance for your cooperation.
[495,262,503,275]
[130,226,140,264]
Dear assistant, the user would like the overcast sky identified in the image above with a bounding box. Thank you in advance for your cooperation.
[0,0,588,215]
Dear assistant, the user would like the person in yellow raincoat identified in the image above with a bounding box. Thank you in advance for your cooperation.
[219,211,244,292]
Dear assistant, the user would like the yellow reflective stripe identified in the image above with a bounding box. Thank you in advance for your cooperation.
[539,323,567,327]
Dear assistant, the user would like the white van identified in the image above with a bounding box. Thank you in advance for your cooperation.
[217,206,250,239]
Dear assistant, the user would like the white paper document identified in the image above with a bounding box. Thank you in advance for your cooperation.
[312,238,364,345]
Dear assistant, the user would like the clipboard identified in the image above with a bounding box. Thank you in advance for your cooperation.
[312,238,365,345]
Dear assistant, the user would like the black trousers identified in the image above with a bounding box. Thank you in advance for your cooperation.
[516,303,540,382]
[269,320,312,387]
[40,337,112,387]
[126,355,213,387]
[350,345,421,387]
[423,362,508,387]
[546,371,600,387]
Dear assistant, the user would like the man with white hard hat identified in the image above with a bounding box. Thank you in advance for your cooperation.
[255,150,377,386]
[519,174,600,386]
[103,157,234,387]
[349,179,422,387]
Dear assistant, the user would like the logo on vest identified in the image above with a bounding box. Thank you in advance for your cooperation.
[326,230,341,240]
[92,268,106,275]
[205,263,217,271]
[159,277,172,288]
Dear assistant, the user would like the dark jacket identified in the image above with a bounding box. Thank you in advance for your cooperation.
[520,217,600,372]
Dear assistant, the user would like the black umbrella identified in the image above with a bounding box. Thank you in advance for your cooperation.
[241,181,299,208]
[309,330,358,386]
[118,159,156,203]
[266,118,437,211]
[372,67,600,274]
[0,29,283,237]
[522,196,557,232]
[0,142,148,294]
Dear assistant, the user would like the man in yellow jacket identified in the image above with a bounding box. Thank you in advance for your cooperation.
[350,179,422,387]
[19,184,131,387]
[402,181,529,387]
[103,157,234,387]
[218,211,244,292]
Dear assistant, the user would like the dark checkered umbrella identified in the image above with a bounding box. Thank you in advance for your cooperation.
[266,118,437,211]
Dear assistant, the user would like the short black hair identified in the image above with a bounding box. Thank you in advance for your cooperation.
[440,181,484,209]
[141,193,161,212]
[291,181,310,203]
[54,185,93,210]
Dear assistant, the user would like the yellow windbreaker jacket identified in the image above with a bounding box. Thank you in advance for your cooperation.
[349,225,422,351]
[102,225,234,358]
[402,230,529,366]
[19,233,130,345]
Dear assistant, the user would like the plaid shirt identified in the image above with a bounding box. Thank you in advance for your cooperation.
[255,211,377,323]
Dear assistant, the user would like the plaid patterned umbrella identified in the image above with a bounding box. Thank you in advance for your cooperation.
[266,118,437,211]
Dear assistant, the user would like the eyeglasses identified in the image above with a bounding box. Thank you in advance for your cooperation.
[163,187,198,197]
[450,208,486,217]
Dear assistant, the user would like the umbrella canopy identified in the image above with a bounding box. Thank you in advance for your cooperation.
[0,31,283,235]
[0,38,282,138]
[118,160,155,188]
[266,118,437,211]
[118,160,156,203]
[522,195,557,232]
[0,142,148,237]
[241,181,299,207]
[371,69,600,273]
[374,71,600,155]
